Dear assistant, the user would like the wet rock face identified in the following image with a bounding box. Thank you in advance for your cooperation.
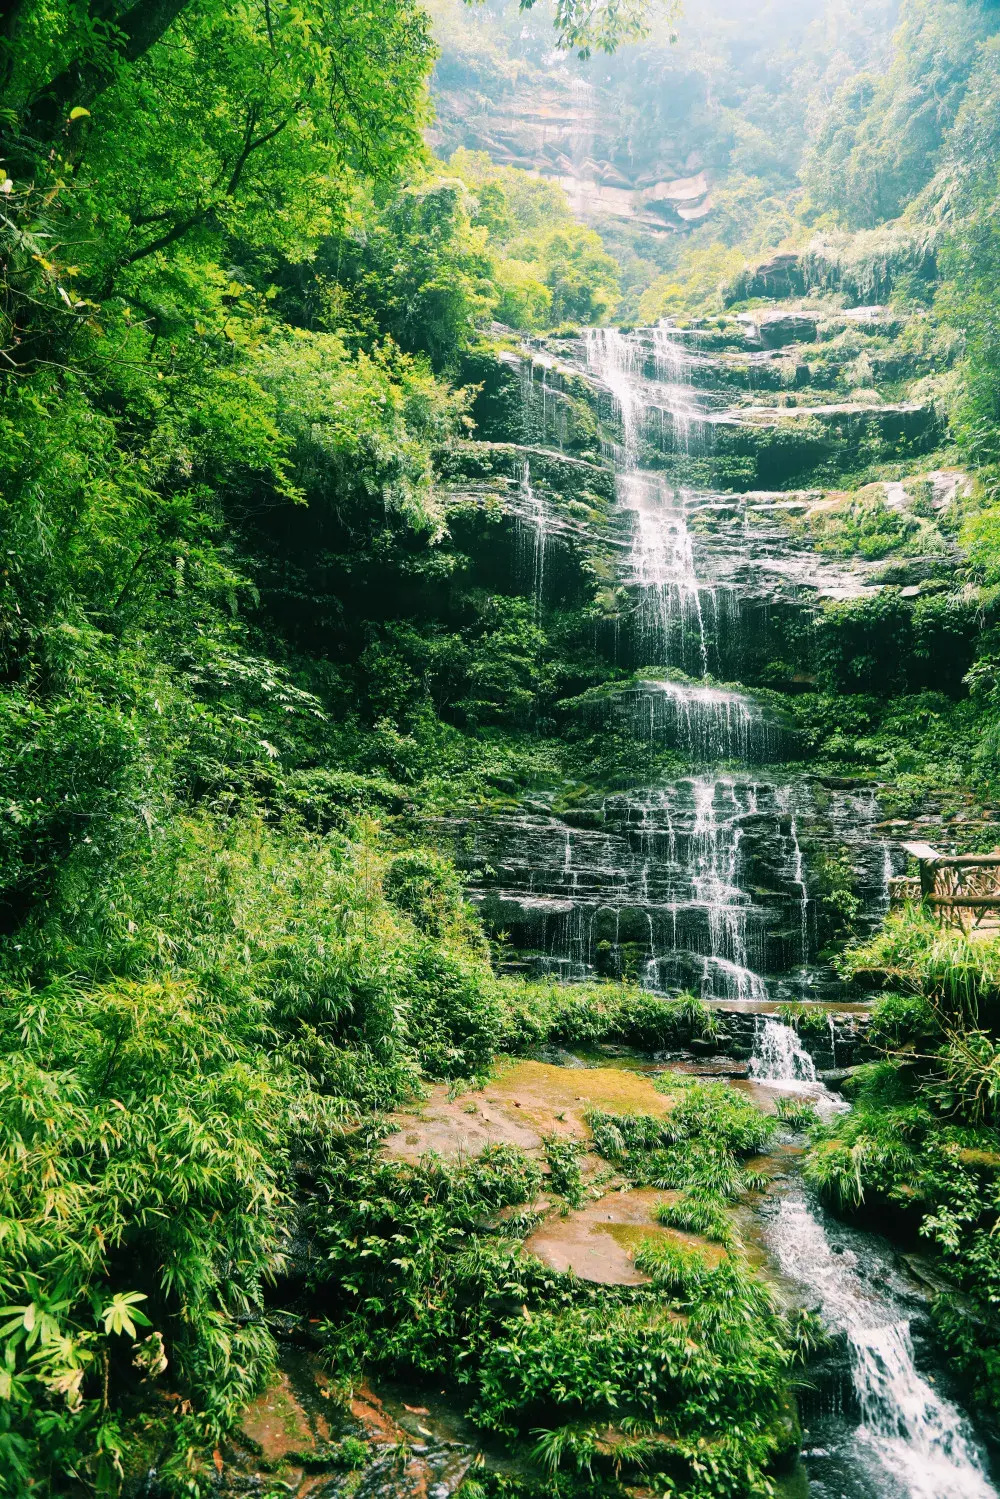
[216,1355,473,1499]
[715,1007,872,1068]
[444,311,950,1016]
[752,311,822,349]
[443,775,894,1004]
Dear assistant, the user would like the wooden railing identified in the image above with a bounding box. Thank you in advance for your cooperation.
[889,840,1000,930]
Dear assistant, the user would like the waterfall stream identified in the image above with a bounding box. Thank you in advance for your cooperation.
[750,1017,817,1083]
[746,1024,998,1497]
[472,325,895,1003]
[767,1195,997,1499]
[522,322,994,1494]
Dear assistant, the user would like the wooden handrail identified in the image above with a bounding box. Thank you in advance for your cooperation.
[931,855,1000,867]
[892,841,1000,927]
[924,895,1000,909]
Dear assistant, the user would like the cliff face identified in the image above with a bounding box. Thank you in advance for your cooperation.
[426,54,713,232]
[424,0,898,242]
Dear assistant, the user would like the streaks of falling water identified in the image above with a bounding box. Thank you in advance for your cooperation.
[629,678,780,763]
[476,323,902,1007]
[776,785,811,963]
[789,816,810,963]
[767,1195,998,1499]
[618,471,711,674]
[693,779,748,987]
[649,324,704,454]
[585,326,644,464]
[585,329,716,674]
[881,839,896,913]
[749,1017,817,1083]
[519,459,547,621]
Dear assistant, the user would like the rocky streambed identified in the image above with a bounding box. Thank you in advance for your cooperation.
[219,1042,999,1498]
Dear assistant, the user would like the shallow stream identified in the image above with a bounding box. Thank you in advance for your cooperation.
[741,1026,999,1499]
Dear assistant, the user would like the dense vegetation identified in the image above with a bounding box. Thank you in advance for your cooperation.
[9,0,1000,1494]
[0,2,656,1491]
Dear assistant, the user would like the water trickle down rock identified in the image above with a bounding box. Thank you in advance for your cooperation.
[516,458,548,620]
[749,1017,817,1083]
[767,1195,998,1499]
[461,320,902,1008]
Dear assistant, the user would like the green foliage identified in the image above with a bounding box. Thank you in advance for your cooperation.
[773,1096,818,1130]
[639,244,747,322]
[801,0,992,228]
[308,1070,792,1498]
[0,809,511,1489]
[0,970,313,1492]
[588,1080,774,1228]
[840,907,1000,1028]
[496,980,716,1055]
[543,1134,587,1208]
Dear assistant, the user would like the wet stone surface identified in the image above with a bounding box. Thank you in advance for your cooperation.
[225,1356,473,1498]
[385,1057,673,1167]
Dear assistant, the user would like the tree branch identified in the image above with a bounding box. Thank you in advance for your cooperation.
[23,0,191,138]
[225,115,290,197]
[117,113,291,271]
[118,209,206,270]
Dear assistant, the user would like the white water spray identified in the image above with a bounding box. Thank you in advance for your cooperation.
[750,1017,817,1082]
[768,1196,997,1499]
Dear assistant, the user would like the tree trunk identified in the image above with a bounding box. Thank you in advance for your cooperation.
[20,0,192,140]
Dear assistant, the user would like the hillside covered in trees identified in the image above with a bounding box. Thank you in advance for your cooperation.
[7,3,1000,1498]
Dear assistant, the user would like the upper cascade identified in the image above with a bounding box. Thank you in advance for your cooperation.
[584,325,732,682]
[457,311,906,1004]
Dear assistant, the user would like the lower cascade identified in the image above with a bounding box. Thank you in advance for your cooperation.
[749,1017,817,1083]
[767,1196,998,1499]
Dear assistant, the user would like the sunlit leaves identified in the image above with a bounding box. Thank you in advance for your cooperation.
[99,1293,151,1340]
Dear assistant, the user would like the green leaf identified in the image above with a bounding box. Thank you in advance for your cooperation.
[100,1293,151,1339]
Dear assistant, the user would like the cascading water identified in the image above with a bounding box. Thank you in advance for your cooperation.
[626,678,782,763]
[480,320,991,1492]
[579,324,809,998]
[618,471,711,672]
[748,1011,994,1495]
[469,321,898,1003]
[518,459,547,620]
[767,1195,998,1499]
[750,1017,817,1083]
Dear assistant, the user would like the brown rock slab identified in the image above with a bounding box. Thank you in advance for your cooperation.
[386,1059,674,1166]
[524,1187,722,1285]
[240,1354,333,1465]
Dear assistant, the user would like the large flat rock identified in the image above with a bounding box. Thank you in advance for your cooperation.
[524,1187,724,1285]
[385,1059,674,1165]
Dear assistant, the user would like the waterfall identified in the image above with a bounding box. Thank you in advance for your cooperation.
[881,839,895,912]
[649,324,704,452]
[470,320,904,1005]
[776,786,810,961]
[618,471,710,672]
[629,679,779,762]
[750,1018,817,1082]
[789,816,809,962]
[519,459,547,619]
[585,327,644,463]
[768,1196,998,1499]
